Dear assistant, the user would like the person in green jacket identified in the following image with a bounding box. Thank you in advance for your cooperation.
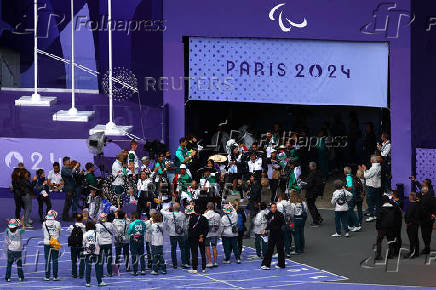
[288,162,301,192]
[127,212,147,275]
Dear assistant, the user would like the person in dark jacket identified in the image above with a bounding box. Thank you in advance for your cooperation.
[375,195,400,260]
[34,169,52,223]
[11,168,24,219]
[61,156,75,221]
[390,190,404,255]
[419,186,436,254]
[304,162,324,226]
[404,193,424,258]
[20,169,35,228]
[261,203,286,270]
[362,122,377,166]
[247,174,261,233]
[187,204,209,274]
[233,200,247,254]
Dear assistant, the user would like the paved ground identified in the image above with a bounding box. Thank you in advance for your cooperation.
[1,197,436,288]
[245,208,436,288]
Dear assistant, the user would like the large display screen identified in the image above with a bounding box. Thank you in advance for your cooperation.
[188,37,388,107]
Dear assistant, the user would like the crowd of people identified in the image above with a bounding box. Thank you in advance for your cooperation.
[4,128,436,286]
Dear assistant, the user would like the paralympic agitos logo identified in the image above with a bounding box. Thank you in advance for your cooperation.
[268,3,308,32]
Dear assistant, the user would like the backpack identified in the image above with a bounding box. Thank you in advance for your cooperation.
[173,212,184,235]
[293,203,307,226]
[237,212,244,232]
[336,190,347,206]
[68,225,83,247]
[115,221,127,244]
[282,204,292,226]
[85,231,97,254]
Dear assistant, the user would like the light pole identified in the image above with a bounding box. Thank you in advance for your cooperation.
[15,0,57,106]
[89,0,132,135]
[52,0,94,121]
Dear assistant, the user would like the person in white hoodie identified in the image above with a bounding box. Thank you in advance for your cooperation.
[161,202,188,269]
[150,212,167,275]
[220,204,241,264]
[277,193,293,257]
[359,155,381,222]
[331,180,353,237]
[112,210,130,271]
[95,213,114,277]
[42,210,61,281]
[83,221,105,287]
[253,202,269,258]
[203,202,221,267]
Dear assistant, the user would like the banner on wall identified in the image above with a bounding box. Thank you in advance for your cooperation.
[0,138,120,188]
[188,37,388,107]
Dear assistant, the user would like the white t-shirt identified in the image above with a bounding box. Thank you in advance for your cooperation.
[248,158,263,173]
[6,229,25,251]
[43,220,61,245]
[83,230,100,255]
[150,223,164,246]
[48,170,62,184]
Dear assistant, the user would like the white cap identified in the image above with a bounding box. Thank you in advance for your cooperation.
[180,164,187,169]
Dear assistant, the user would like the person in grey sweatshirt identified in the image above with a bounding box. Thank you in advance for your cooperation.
[161,202,188,269]
[112,210,130,271]
[331,180,353,237]
[203,202,222,267]
[253,202,269,258]
[95,213,114,277]
[220,204,241,264]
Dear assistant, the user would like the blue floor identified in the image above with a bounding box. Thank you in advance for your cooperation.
[0,227,427,289]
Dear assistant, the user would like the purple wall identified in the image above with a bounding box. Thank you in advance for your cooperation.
[163,0,412,193]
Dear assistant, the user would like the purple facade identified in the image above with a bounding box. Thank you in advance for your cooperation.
[0,0,424,195]
[163,0,412,193]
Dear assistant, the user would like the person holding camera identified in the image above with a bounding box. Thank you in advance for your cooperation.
[360,155,381,222]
